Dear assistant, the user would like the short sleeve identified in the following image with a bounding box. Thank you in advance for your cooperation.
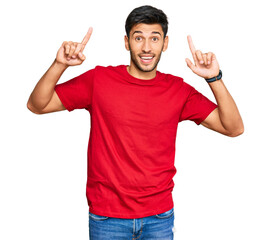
[54,68,95,112]
[179,84,217,125]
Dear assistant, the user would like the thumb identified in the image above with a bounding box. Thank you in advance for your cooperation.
[185,58,197,72]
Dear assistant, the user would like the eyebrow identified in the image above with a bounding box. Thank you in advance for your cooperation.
[132,31,162,36]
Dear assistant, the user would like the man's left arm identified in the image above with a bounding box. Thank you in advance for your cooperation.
[185,35,244,137]
[202,79,244,137]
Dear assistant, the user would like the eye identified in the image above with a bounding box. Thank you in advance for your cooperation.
[135,36,142,41]
[152,37,159,42]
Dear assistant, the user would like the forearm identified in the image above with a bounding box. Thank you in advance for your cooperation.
[28,59,68,111]
[208,79,244,135]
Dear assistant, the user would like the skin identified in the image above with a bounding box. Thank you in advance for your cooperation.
[27,24,244,137]
[124,23,168,80]
[185,35,244,137]
[27,27,93,114]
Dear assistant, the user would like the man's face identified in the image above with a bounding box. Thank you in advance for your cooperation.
[125,23,168,74]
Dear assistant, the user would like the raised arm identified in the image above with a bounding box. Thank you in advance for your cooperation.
[27,27,93,114]
[185,35,244,137]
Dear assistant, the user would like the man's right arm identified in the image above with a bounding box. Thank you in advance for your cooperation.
[27,60,68,114]
[27,27,93,114]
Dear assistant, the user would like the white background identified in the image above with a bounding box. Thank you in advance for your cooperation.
[1,0,270,239]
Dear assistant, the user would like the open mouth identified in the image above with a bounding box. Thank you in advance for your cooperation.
[139,56,154,64]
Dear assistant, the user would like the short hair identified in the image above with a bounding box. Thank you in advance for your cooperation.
[125,5,168,39]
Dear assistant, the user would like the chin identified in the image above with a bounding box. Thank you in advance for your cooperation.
[140,65,156,72]
[135,60,159,73]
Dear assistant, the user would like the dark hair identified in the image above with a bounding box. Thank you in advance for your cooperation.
[125,5,168,39]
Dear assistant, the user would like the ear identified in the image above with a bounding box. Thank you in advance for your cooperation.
[124,35,130,51]
[162,36,169,52]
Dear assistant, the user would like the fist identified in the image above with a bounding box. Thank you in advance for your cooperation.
[56,27,93,67]
[185,35,220,79]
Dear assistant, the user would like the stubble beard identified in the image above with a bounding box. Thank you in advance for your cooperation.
[129,43,163,73]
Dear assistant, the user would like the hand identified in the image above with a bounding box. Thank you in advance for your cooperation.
[56,27,93,67]
[185,35,220,79]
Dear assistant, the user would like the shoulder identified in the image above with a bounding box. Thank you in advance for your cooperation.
[90,65,125,83]
[94,65,125,73]
[158,71,194,91]
[158,71,183,82]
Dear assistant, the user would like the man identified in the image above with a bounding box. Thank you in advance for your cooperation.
[27,5,244,240]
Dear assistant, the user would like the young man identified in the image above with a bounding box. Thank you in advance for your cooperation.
[27,5,244,240]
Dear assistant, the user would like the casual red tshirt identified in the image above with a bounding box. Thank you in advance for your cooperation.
[55,65,217,218]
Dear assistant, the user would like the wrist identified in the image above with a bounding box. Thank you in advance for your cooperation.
[53,59,69,71]
[205,70,222,83]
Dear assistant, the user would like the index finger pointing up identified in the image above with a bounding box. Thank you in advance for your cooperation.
[187,35,197,61]
[81,27,93,45]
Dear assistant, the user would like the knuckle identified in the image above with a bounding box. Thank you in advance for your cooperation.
[75,45,81,53]
[196,51,202,58]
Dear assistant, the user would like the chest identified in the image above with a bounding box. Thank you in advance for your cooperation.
[92,79,185,128]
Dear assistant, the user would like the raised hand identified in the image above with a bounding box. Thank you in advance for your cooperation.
[185,35,220,79]
[56,27,93,66]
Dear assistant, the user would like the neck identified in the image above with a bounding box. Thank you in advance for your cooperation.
[127,63,157,80]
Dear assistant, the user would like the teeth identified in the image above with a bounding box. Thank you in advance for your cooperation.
[141,57,153,60]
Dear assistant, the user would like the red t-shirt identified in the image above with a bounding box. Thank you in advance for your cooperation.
[55,65,217,218]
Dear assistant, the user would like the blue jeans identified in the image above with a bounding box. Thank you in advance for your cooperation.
[89,208,175,240]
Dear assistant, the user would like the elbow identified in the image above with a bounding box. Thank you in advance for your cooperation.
[227,126,245,138]
[27,100,44,115]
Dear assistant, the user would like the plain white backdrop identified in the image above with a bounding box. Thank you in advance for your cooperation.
[1,0,270,239]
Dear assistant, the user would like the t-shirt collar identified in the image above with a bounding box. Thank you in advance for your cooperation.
[121,65,162,86]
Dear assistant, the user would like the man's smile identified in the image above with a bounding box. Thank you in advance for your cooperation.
[139,54,155,64]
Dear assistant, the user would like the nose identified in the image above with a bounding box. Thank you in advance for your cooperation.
[142,40,151,53]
